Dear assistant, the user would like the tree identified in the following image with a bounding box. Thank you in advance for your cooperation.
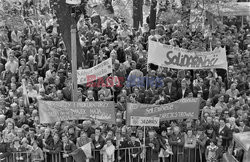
[133,0,143,29]
[54,0,87,68]
[149,0,157,29]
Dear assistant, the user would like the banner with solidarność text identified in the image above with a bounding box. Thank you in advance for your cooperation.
[148,40,228,70]
[126,98,200,125]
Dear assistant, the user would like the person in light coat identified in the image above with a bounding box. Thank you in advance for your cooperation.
[101,138,116,162]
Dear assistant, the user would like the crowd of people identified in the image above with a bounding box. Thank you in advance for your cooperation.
[0,0,250,162]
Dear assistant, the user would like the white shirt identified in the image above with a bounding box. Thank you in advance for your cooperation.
[45,70,52,80]
[219,126,225,133]
[182,89,186,98]
[5,61,19,73]
[27,89,38,98]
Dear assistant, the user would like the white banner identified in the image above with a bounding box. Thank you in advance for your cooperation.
[148,41,228,70]
[77,58,112,84]
[130,116,160,127]
[66,0,81,5]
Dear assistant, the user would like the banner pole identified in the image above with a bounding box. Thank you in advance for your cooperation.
[143,126,146,162]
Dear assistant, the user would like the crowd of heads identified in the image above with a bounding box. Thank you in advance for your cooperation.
[0,0,250,161]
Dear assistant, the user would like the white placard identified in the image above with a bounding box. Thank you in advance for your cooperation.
[130,116,160,127]
[66,0,81,5]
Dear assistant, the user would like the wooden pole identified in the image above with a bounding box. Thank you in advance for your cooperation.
[71,20,78,102]
[143,126,146,162]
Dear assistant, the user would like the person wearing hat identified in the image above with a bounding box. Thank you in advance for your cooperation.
[127,133,141,162]
[163,77,177,102]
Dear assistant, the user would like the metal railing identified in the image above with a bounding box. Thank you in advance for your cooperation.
[0,146,205,162]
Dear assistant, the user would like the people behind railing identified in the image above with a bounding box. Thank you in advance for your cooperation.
[127,133,141,162]
[101,138,116,162]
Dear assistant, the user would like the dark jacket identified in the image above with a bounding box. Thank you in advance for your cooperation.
[62,141,77,162]
[217,126,232,149]
[145,137,160,160]
[0,142,11,160]
[164,86,177,102]
[127,140,142,159]
[47,140,63,154]
[177,88,192,99]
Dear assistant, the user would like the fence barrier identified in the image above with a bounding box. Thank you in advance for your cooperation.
[0,146,205,162]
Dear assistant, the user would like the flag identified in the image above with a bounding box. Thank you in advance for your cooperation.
[72,142,92,162]
[22,79,29,107]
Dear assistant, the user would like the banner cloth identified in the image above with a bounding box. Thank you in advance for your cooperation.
[148,40,228,70]
[126,98,200,125]
[77,58,112,84]
[39,101,116,124]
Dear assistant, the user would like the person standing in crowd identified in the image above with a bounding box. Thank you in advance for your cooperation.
[127,133,141,162]
[145,130,160,162]
[102,138,116,162]
[92,127,105,162]
[217,118,232,151]
[169,126,185,162]
[62,133,77,162]
[0,132,11,162]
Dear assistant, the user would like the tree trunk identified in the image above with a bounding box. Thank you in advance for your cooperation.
[149,0,157,30]
[181,0,191,25]
[133,0,143,30]
[55,0,84,68]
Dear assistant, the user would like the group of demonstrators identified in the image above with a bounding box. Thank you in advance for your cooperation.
[1,0,250,162]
